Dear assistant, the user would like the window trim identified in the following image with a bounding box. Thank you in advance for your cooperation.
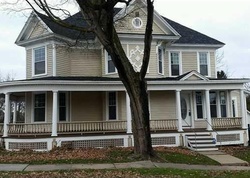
[197,52,211,77]
[106,91,118,121]
[32,46,47,77]
[105,51,117,74]
[157,47,164,75]
[169,51,182,77]
[32,92,47,123]
[132,17,143,29]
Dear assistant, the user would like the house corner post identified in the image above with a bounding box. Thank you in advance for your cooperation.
[3,93,10,137]
[52,90,58,137]
[205,89,213,131]
[126,92,132,134]
[240,89,247,129]
[176,90,183,132]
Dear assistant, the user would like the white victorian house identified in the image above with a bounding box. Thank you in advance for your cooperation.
[0,1,249,151]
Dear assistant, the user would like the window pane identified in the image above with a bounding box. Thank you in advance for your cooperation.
[199,52,208,75]
[171,65,179,76]
[210,92,217,117]
[171,52,179,75]
[220,91,227,117]
[158,48,163,74]
[107,54,115,73]
[35,61,45,75]
[108,92,116,120]
[196,92,203,119]
[34,108,45,122]
[34,47,45,62]
[59,93,66,121]
[34,93,45,122]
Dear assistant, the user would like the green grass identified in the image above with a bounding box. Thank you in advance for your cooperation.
[157,151,220,165]
[230,148,250,163]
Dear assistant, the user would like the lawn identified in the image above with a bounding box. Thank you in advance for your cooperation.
[220,146,250,164]
[0,146,219,165]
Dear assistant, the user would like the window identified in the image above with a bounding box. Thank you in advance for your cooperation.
[106,52,116,74]
[210,92,217,117]
[170,52,180,76]
[132,17,143,28]
[34,93,45,122]
[108,92,117,120]
[199,52,208,76]
[232,98,238,117]
[34,47,46,75]
[220,91,227,117]
[59,92,67,121]
[158,48,164,74]
[196,92,203,119]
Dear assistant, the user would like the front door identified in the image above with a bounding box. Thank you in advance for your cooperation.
[181,93,192,127]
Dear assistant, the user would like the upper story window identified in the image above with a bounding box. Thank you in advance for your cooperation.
[105,51,116,74]
[199,52,209,76]
[33,46,46,76]
[170,52,180,76]
[132,17,143,29]
[34,93,46,122]
[158,48,164,75]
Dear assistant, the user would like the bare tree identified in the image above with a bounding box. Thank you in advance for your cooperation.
[6,0,155,159]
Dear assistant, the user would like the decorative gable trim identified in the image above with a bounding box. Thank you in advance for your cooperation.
[180,70,209,81]
[15,12,52,45]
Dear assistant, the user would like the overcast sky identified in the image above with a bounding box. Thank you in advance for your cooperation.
[0,0,249,79]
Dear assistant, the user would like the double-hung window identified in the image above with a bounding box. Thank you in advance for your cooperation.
[34,93,46,122]
[210,92,217,118]
[170,52,180,76]
[196,92,203,119]
[158,48,164,75]
[34,46,46,75]
[220,91,227,117]
[108,92,117,120]
[199,52,208,76]
[106,52,116,74]
[59,92,67,122]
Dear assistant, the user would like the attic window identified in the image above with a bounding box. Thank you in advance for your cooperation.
[132,17,143,29]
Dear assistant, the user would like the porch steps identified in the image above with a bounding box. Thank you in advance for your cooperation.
[185,133,218,152]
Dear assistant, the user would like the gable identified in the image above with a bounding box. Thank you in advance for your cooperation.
[180,71,209,81]
[29,22,50,39]
[114,2,178,37]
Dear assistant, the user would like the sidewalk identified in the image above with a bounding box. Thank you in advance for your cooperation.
[0,151,248,172]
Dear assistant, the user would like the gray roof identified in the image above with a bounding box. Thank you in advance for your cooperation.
[36,8,224,45]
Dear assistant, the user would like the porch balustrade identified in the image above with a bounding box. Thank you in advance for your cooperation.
[212,117,242,129]
[6,119,179,135]
[150,119,177,131]
[57,121,127,133]
[8,123,52,134]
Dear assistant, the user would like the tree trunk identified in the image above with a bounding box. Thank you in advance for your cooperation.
[126,75,154,159]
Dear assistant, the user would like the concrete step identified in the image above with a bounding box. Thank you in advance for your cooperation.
[189,140,215,144]
[191,144,217,148]
[192,147,219,152]
[187,136,212,140]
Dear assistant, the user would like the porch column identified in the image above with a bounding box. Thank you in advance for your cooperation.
[240,89,247,129]
[176,90,183,132]
[13,101,17,124]
[51,90,58,136]
[3,93,10,137]
[216,91,221,118]
[126,92,132,134]
[205,89,212,131]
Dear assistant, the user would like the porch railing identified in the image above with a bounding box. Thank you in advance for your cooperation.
[57,121,127,133]
[212,117,242,129]
[150,119,177,130]
[8,123,52,134]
